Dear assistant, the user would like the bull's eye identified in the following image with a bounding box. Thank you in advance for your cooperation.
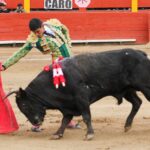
[22,103,26,107]
[21,103,28,111]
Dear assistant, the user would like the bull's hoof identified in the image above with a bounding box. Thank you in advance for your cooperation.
[51,134,63,140]
[84,134,94,141]
[124,126,131,132]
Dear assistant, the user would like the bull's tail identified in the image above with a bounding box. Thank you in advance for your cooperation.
[140,87,150,102]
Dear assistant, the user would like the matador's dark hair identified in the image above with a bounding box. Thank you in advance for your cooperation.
[29,18,43,31]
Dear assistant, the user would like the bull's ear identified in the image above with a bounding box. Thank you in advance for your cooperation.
[17,88,26,98]
[19,87,24,92]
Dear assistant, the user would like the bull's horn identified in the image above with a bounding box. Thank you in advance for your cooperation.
[3,90,18,100]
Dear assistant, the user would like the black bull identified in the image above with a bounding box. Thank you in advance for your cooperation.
[6,49,150,140]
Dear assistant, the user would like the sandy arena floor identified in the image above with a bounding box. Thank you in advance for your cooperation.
[0,44,150,150]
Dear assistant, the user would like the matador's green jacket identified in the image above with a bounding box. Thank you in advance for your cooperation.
[3,19,72,70]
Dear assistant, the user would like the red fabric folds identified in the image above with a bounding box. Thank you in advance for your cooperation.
[0,63,19,133]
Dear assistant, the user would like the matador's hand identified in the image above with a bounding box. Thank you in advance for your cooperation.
[0,65,5,71]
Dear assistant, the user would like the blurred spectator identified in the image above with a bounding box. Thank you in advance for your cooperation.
[0,0,6,5]
[0,1,9,13]
[14,3,25,13]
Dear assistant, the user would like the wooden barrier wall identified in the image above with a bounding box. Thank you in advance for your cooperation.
[5,0,43,9]
[87,0,150,8]
[4,0,150,9]
[0,11,149,44]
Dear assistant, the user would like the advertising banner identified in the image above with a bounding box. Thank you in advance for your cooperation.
[44,0,72,9]
[75,0,91,8]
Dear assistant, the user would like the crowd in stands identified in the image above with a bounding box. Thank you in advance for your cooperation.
[0,0,149,13]
[14,3,25,13]
[0,0,25,13]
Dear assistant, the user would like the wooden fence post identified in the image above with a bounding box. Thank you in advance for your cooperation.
[132,0,138,12]
[24,0,30,13]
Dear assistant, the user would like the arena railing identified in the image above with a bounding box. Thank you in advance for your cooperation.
[5,0,150,10]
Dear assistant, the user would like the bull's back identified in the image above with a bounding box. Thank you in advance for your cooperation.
[63,49,146,81]
[62,49,148,95]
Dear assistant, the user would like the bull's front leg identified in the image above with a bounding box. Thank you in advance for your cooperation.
[51,115,73,140]
[82,110,94,140]
[75,95,94,140]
